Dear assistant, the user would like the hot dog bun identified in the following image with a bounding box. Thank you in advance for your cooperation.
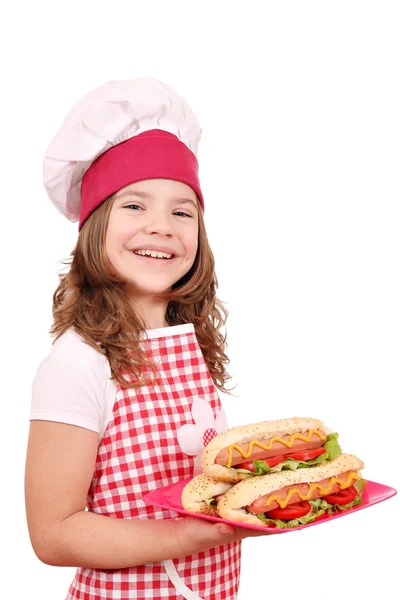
[181,473,235,516]
[201,416,332,482]
[217,453,364,526]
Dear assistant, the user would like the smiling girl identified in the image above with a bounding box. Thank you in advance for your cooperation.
[24,78,266,600]
[106,178,199,327]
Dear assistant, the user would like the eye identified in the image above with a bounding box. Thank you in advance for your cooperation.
[124,204,143,211]
[174,211,192,218]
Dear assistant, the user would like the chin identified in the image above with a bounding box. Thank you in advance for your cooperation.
[125,280,176,296]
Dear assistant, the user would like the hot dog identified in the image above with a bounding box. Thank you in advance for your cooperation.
[181,473,234,516]
[201,417,341,483]
[217,453,365,528]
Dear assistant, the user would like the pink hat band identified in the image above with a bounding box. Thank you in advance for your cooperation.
[80,129,204,230]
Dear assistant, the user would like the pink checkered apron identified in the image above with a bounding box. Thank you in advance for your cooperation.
[66,325,241,600]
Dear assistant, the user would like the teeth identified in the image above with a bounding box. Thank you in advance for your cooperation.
[134,249,173,259]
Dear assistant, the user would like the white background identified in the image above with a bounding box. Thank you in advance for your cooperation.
[2,1,399,598]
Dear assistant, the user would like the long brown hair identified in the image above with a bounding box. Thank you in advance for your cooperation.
[51,194,233,392]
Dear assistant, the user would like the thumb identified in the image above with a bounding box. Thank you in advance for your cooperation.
[215,522,235,536]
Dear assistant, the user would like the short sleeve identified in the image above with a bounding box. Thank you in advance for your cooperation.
[29,329,111,434]
[30,356,105,433]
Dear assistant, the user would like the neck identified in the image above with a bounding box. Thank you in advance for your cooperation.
[130,296,169,330]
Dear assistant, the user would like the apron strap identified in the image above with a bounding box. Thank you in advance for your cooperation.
[162,560,204,600]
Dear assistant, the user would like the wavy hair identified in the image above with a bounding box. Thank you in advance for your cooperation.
[51,194,233,392]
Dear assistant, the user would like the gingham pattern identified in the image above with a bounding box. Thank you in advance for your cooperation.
[66,326,241,600]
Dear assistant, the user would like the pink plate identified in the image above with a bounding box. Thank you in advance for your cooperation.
[142,478,397,533]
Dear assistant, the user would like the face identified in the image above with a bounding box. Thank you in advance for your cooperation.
[105,179,199,300]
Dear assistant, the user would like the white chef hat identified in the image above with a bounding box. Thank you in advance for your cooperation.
[43,77,203,230]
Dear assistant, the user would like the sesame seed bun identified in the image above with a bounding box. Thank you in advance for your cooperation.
[217,453,364,526]
[181,473,235,516]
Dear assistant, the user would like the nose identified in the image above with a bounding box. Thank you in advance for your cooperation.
[143,210,174,237]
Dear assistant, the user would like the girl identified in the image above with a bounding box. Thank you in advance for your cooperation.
[24,78,267,600]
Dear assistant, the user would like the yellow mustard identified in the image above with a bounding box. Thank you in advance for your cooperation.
[265,471,360,509]
[227,429,326,468]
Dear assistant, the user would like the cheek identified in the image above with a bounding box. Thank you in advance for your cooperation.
[184,239,198,267]
[105,217,130,257]
[105,230,124,267]
[185,225,199,259]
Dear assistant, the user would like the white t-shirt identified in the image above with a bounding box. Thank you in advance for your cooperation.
[30,324,195,441]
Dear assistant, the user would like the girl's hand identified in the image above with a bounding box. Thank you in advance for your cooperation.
[174,515,272,556]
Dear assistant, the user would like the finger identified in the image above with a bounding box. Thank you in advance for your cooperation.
[215,523,235,536]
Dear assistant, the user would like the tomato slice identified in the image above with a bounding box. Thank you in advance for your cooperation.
[265,501,311,520]
[286,447,326,461]
[238,461,255,471]
[262,455,286,468]
[238,448,327,471]
[323,485,359,505]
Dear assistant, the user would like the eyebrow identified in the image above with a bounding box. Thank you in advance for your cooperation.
[116,190,197,206]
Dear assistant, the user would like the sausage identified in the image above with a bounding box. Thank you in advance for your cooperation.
[246,471,351,513]
[215,432,325,467]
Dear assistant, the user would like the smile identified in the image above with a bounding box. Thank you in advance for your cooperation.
[133,249,173,259]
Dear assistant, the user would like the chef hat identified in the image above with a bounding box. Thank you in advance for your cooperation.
[43,77,204,230]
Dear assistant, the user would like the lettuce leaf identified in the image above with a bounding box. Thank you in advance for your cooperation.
[354,478,367,494]
[233,433,343,476]
[322,433,342,460]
